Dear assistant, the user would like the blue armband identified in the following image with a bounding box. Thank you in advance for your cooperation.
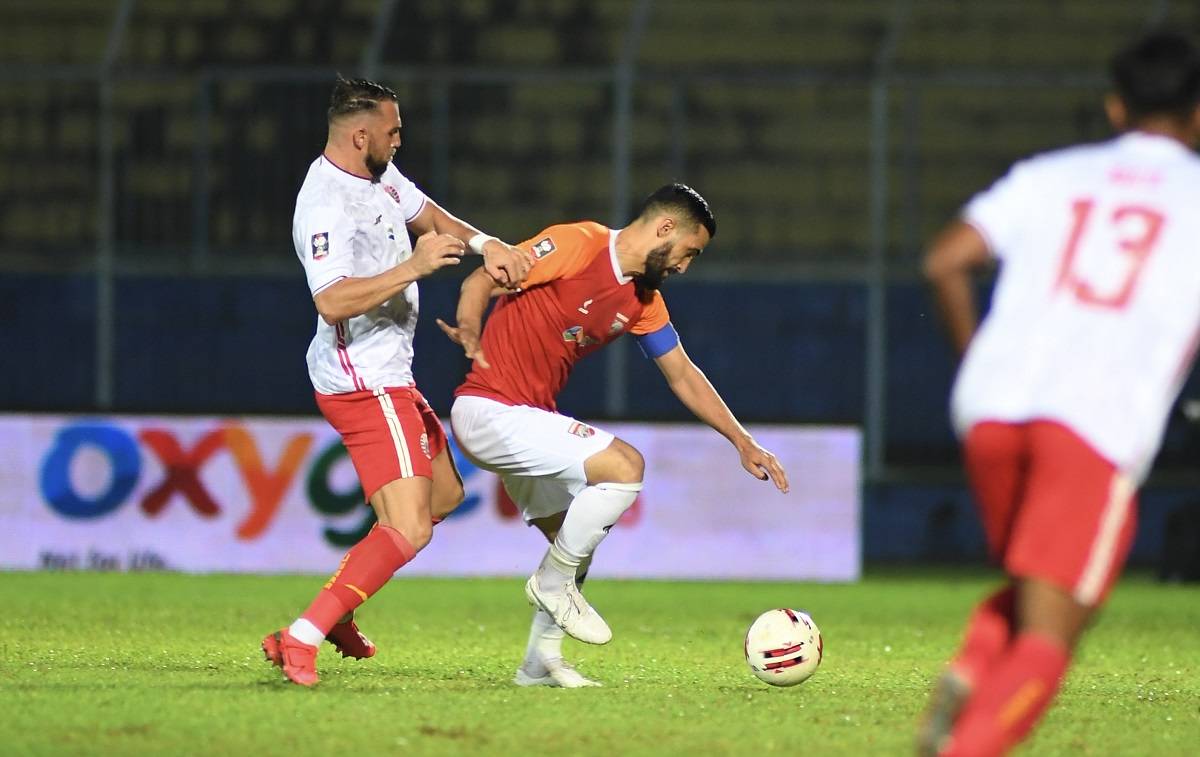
[634,323,680,359]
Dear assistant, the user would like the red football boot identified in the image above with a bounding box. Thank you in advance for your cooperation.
[261,629,319,686]
[326,617,377,660]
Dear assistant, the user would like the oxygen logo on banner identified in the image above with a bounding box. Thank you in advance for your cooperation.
[37,420,486,548]
[18,415,858,580]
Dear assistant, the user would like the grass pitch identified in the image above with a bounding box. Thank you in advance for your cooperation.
[0,570,1196,756]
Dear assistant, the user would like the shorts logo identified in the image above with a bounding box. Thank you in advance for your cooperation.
[419,432,430,459]
[532,237,556,259]
[311,232,329,260]
[383,184,402,204]
[567,422,595,439]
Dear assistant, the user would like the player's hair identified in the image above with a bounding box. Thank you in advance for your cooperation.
[327,74,398,123]
[634,183,716,239]
[1110,31,1200,122]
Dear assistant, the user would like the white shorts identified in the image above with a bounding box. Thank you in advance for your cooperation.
[450,395,614,521]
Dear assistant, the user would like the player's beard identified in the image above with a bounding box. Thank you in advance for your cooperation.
[636,243,672,290]
[365,150,391,182]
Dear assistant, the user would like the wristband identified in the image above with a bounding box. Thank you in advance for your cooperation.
[468,233,499,255]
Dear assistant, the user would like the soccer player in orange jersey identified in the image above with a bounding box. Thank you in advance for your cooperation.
[437,184,791,687]
[918,32,1200,756]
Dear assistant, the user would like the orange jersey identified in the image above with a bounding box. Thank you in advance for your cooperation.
[456,221,672,411]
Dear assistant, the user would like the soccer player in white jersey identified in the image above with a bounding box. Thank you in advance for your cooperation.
[918,32,1200,756]
[261,76,533,687]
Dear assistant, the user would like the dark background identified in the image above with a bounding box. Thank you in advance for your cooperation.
[3,0,1198,566]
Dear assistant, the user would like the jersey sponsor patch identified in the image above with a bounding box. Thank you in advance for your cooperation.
[562,325,599,347]
[311,232,330,260]
[567,421,595,439]
[532,237,557,259]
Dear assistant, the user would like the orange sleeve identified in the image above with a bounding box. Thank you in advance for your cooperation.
[517,222,607,289]
[630,290,671,335]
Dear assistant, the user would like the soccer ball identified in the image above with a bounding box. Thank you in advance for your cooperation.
[744,608,823,687]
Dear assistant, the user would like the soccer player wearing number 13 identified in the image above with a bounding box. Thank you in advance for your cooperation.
[919,32,1200,756]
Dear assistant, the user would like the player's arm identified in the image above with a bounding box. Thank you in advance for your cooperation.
[438,226,585,367]
[923,220,993,358]
[652,342,790,493]
[435,266,508,369]
[407,200,533,288]
[313,231,465,324]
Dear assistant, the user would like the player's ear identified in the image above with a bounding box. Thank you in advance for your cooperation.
[1104,93,1128,133]
[657,217,675,238]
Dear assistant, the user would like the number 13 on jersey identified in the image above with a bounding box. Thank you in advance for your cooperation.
[1054,198,1166,310]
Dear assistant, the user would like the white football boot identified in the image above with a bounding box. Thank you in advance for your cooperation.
[524,576,612,645]
[514,656,602,688]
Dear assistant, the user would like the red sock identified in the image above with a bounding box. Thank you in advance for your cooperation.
[301,525,416,635]
[950,585,1015,684]
[943,632,1069,757]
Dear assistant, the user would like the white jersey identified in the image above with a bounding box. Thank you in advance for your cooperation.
[292,155,428,394]
[953,132,1200,482]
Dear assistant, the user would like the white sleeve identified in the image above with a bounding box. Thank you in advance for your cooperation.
[961,160,1033,261]
[385,165,429,222]
[294,203,356,296]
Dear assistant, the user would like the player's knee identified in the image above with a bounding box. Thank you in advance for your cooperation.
[584,438,644,485]
[405,519,433,551]
[371,491,435,551]
[610,439,645,483]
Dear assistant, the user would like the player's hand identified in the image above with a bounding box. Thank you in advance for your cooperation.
[737,439,790,494]
[408,231,465,278]
[481,242,534,289]
[435,318,490,369]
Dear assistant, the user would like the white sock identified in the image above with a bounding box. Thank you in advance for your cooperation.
[535,482,640,592]
[288,618,324,647]
[522,610,563,675]
[523,557,593,675]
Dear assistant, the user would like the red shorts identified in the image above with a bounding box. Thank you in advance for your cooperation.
[315,386,448,500]
[963,420,1138,606]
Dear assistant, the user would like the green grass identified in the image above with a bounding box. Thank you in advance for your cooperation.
[0,570,1197,756]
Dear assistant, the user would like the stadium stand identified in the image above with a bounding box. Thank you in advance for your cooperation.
[1,0,1191,267]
